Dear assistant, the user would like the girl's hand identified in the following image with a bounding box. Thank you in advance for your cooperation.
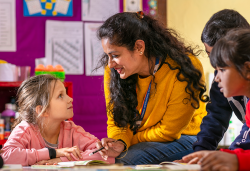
[34,158,62,165]
[199,151,238,171]
[56,146,83,161]
[96,138,125,160]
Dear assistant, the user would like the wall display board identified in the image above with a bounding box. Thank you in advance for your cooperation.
[23,0,73,16]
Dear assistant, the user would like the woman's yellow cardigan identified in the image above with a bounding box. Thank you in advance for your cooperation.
[104,55,207,149]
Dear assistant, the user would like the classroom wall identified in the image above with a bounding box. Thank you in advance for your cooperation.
[0,0,149,140]
[167,0,250,86]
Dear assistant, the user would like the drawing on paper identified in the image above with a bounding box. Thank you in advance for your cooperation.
[52,38,83,74]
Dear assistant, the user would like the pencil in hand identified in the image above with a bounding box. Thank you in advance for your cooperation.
[89,147,105,156]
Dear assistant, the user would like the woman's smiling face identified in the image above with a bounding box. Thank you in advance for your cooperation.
[101,38,146,79]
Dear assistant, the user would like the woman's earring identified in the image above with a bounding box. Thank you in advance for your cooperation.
[140,52,143,55]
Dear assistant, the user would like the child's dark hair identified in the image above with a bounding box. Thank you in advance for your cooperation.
[97,12,209,131]
[210,29,250,79]
[12,75,60,129]
[202,9,250,47]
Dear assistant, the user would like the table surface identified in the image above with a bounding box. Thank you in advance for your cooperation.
[22,165,200,171]
[2,164,201,171]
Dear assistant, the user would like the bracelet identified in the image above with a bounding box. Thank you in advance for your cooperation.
[117,139,127,151]
[48,148,56,159]
[115,139,128,159]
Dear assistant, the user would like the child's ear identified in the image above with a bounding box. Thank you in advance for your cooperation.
[35,105,49,117]
[244,61,250,79]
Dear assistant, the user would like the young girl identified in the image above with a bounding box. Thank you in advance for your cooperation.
[181,29,250,171]
[1,75,115,166]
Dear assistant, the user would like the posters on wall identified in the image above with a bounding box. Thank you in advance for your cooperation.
[82,0,119,21]
[84,23,103,76]
[0,0,16,52]
[123,0,142,12]
[23,0,73,17]
[45,20,84,75]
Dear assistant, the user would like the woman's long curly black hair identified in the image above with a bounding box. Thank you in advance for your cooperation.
[97,12,209,132]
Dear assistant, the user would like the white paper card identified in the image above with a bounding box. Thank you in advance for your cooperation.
[45,20,84,75]
[25,0,42,15]
[124,0,142,12]
[54,0,70,15]
[0,0,16,51]
[84,23,103,76]
[82,0,119,21]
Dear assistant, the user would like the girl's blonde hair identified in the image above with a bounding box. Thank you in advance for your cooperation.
[12,74,60,129]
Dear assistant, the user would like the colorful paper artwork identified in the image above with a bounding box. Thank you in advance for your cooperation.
[23,0,73,17]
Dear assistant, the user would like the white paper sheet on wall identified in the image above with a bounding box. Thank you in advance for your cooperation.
[0,0,16,52]
[54,0,71,15]
[82,0,119,21]
[84,23,104,76]
[45,20,84,75]
[25,0,42,15]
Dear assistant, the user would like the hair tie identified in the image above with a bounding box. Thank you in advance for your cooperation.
[136,11,144,19]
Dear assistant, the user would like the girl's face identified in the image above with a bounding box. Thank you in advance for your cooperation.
[101,38,149,79]
[215,64,248,98]
[46,81,73,121]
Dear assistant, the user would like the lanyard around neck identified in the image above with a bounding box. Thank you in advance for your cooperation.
[135,58,160,128]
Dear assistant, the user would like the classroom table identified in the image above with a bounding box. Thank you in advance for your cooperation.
[7,164,201,171]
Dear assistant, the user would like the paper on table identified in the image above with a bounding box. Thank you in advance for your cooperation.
[136,163,201,171]
[45,20,84,75]
[81,0,119,21]
[0,0,16,52]
[2,164,22,170]
[84,23,103,76]
[160,162,200,171]
[57,160,109,167]
[163,164,200,170]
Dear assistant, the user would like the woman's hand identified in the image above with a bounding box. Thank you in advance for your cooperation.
[56,146,83,161]
[96,138,125,160]
[34,158,62,165]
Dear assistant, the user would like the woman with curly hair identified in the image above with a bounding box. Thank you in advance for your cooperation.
[95,11,209,165]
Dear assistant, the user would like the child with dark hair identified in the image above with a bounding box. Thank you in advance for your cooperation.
[183,29,250,171]
[1,75,115,166]
[193,9,250,152]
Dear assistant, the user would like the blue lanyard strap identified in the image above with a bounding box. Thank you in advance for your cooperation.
[135,58,160,130]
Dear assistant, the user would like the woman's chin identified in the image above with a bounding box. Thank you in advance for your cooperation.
[119,73,128,79]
